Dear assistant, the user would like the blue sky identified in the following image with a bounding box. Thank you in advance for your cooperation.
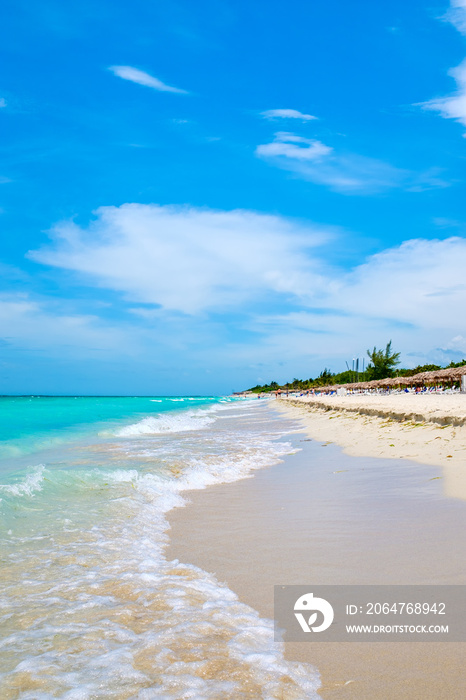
[1,0,466,394]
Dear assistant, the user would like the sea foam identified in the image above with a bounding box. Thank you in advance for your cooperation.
[0,464,46,499]
[115,409,216,436]
[0,399,319,698]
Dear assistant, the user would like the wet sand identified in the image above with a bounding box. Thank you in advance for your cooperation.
[167,406,466,699]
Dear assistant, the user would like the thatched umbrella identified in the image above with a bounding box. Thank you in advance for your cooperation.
[352,381,372,391]
[316,366,466,393]
[391,375,412,386]
[435,367,466,381]
[450,366,466,380]
[410,371,433,384]
[406,366,466,388]
[316,384,336,393]
[363,379,379,390]
[401,375,415,386]
[434,367,466,386]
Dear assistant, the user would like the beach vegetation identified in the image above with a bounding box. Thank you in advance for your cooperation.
[446,359,466,369]
[314,368,333,386]
[397,363,441,376]
[365,341,400,380]
[248,347,466,393]
[249,380,279,392]
[395,359,465,378]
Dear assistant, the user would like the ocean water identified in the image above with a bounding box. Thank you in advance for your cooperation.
[0,396,320,699]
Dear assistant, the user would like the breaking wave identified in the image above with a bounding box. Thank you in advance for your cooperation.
[0,465,46,499]
[115,409,216,437]
[0,398,320,698]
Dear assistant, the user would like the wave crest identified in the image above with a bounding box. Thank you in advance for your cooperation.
[0,465,46,499]
[115,410,216,437]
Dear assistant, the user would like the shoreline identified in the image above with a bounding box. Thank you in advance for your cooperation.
[167,401,466,698]
[277,396,466,502]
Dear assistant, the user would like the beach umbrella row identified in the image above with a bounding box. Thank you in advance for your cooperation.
[312,365,466,393]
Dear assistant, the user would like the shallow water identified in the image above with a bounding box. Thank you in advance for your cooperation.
[0,396,320,699]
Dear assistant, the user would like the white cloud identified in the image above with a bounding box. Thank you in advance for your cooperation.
[255,131,408,194]
[29,204,466,332]
[421,60,466,129]
[256,237,466,333]
[0,294,131,355]
[335,237,466,329]
[246,237,466,373]
[0,98,6,108]
[25,204,466,376]
[108,65,188,94]
[29,204,332,315]
[421,2,466,129]
[256,132,332,161]
[445,334,466,352]
[260,109,317,121]
[444,0,466,34]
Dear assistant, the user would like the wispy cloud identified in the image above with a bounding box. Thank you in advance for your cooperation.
[256,132,331,161]
[247,235,466,373]
[108,65,188,94]
[420,2,466,130]
[29,204,332,315]
[421,60,466,129]
[0,294,131,356]
[255,131,408,194]
[406,167,450,192]
[334,236,466,327]
[260,108,317,121]
[433,216,462,228]
[29,205,466,328]
[0,98,6,108]
[444,0,466,34]
[27,204,466,376]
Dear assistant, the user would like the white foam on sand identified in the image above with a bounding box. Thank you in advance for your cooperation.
[0,401,320,699]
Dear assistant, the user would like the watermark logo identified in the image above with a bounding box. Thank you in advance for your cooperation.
[294,592,334,633]
[275,586,466,642]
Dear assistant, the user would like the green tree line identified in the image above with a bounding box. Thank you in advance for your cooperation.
[248,341,466,393]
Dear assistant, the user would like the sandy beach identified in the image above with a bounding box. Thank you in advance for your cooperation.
[280,394,466,501]
[283,392,466,428]
[167,396,466,699]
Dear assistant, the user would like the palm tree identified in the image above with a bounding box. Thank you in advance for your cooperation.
[366,341,400,380]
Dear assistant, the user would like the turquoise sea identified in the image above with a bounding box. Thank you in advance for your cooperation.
[0,395,319,698]
[0,395,219,463]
